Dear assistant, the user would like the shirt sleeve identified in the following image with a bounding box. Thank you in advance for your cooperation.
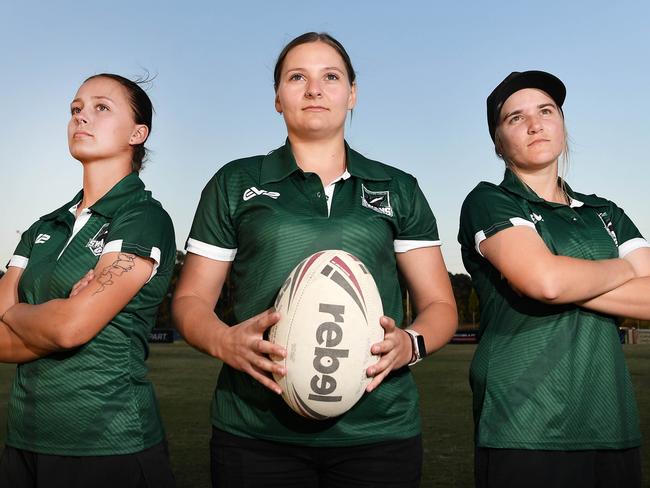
[459,183,535,257]
[101,202,176,281]
[7,221,41,269]
[186,171,238,261]
[393,178,441,253]
[608,201,650,258]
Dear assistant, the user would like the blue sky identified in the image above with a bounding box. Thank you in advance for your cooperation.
[2,1,648,274]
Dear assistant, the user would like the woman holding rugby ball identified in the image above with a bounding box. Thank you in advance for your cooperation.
[0,74,176,487]
[173,32,457,487]
[458,70,650,487]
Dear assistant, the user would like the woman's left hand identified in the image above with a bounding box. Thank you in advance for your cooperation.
[365,316,412,392]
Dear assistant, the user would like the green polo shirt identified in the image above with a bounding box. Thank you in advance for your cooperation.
[7,173,176,456]
[187,140,440,446]
[458,168,648,450]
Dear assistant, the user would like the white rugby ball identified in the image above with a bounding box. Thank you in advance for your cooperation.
[268,250,384,420]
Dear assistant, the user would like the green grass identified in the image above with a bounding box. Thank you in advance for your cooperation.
[0,343,648,487]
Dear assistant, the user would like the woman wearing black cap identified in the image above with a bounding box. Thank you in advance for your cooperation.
[458,70,650,487]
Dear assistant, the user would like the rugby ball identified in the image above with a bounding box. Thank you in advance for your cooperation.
[269,250,384,420]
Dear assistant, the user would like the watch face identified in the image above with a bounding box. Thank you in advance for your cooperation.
[415,335,426,359]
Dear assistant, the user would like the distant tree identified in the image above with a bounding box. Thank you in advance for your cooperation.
[159,259,482,330]
[214,271,235,326]
[448,273,473,325]
[620,317,650,329]
[401,272,476,327]
[155,250,237,329]
[468,287,480,327]
[155,251,186,329]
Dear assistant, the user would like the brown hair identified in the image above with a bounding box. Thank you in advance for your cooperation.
[273,32,356,91]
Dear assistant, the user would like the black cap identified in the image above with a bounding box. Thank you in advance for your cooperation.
[487,70,566,142]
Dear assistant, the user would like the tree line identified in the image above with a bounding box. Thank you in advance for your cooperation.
[2,255,646,329]
[153,252,482,330]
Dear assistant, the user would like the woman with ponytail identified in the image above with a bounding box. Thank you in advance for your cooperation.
[0,74,176,488]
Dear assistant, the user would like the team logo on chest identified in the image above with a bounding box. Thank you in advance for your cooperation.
[530,212,544,224]
[597,212,618,246]
[361,184,393,217]
[86,223,110,256]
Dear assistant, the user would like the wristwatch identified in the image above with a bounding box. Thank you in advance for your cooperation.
[404,329,426,366]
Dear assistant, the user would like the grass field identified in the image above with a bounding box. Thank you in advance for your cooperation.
[0,343,648,487]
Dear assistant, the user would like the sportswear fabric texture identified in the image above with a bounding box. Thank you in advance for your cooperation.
[6,173,176,456]
[458,169,647,450]
[187,140,440,446]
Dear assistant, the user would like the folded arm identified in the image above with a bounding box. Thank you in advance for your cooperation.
[0,267,48,363]
[577,248,650,319]
[3,252,153,351]
[480,226,636,304]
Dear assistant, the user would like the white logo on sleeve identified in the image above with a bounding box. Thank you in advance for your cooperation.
[35,234,51,244]
[243,187,280,201]
[530,212,544,223]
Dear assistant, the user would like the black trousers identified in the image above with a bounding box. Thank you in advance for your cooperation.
[475,446,642,488]
[0,441,175,488]
[210,427,423,488]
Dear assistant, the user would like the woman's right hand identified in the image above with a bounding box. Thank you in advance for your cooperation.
[219,308,287,395]
[172,255,288,394]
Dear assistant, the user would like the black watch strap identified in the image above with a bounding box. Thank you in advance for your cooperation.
[404,329,426,366]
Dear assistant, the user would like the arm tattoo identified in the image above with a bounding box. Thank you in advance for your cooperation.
[93,253,136,295]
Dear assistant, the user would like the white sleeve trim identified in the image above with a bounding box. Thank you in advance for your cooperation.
[148,247,161,282]
[102,239,123,254]
[101,239,160,282]
[474,230,487,257]
[186,238,237,261]
[393,239,441,253]
[510,217,536,228]
[619,237,650,258]
[474,217,535,257]
[8,255,29,269]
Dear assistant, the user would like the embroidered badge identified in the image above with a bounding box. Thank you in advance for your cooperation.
[86,223,110,256]
[597,212,618,246]
[361,184,393,217]
[530,212,544,224]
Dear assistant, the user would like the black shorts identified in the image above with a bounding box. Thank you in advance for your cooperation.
[475,446,642,488]
[210,427,423,488]
[0,441,175,488]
